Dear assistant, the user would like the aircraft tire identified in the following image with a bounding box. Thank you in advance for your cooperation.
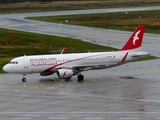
[77,75,84,81]
[65,77,71,82]
[22,78,26,82]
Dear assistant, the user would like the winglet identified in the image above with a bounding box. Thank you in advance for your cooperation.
[120,26,145,51]
[60,47,66,54]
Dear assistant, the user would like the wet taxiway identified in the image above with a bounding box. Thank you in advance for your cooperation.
[0,59,160,120]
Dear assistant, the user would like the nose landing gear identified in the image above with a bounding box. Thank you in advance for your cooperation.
[22,73,26,82]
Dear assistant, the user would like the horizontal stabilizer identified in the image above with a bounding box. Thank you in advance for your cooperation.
[130,52,148,57]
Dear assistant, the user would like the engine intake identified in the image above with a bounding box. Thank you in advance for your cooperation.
[57,69,74,79]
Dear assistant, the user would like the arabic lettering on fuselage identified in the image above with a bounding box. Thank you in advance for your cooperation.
[30,58,57,66]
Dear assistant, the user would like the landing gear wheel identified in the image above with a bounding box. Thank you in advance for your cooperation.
[22,78,26,82]
[22,73,26,82]
[65,77,71,82]
[77,75,84,81]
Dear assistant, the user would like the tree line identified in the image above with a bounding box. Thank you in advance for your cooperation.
[0,0,56,3]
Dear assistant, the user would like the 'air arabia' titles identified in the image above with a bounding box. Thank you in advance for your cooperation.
[30,58,57,66]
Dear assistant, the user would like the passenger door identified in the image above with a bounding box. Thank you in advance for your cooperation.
[23,57,29,68]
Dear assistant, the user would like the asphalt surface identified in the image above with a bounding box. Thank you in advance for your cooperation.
[0,6,160,120]
[1,60,160,120]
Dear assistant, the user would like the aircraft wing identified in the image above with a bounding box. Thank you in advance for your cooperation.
[61,63,117,71]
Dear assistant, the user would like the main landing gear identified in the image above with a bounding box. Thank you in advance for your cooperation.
[21,73,84,82]
[22,73,26,82]
[77,74,84,81]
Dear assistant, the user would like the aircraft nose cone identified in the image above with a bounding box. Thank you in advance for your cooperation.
[3,65,9,72]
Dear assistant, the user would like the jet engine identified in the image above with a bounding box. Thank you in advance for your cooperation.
[57,69,74,79]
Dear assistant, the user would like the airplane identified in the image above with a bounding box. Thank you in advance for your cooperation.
[3,26,148,82]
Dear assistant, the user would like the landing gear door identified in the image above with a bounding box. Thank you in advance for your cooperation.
[24,57,29,68]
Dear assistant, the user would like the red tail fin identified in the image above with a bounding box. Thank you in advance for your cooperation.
[120,26,145,51]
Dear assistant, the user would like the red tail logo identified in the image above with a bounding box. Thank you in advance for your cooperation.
[133,30,141,45]
[120,26,145,51]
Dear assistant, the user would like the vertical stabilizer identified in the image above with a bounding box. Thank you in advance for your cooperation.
[120,26,145,51]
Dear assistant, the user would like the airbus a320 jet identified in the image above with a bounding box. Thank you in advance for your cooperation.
[3,26,148,82]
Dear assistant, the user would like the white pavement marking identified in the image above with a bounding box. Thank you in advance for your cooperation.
[13,118,32,120]
[48,118,66,119]
[21,115,39,117]
[74,114,91,117]
[84,118,103,120]
[1,112,160,114]
[120,118,139,119]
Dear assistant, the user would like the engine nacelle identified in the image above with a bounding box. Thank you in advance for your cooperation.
[57,69,74,79]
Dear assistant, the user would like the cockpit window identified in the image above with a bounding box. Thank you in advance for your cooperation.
[9,61,18,64]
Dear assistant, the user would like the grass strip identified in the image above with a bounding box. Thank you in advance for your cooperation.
[26,10,160,34]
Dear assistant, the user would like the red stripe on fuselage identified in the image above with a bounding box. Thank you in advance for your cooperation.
[121,52,128,62]
[42,53,108,73]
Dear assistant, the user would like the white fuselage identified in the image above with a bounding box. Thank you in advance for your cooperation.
[3,51,148,74]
